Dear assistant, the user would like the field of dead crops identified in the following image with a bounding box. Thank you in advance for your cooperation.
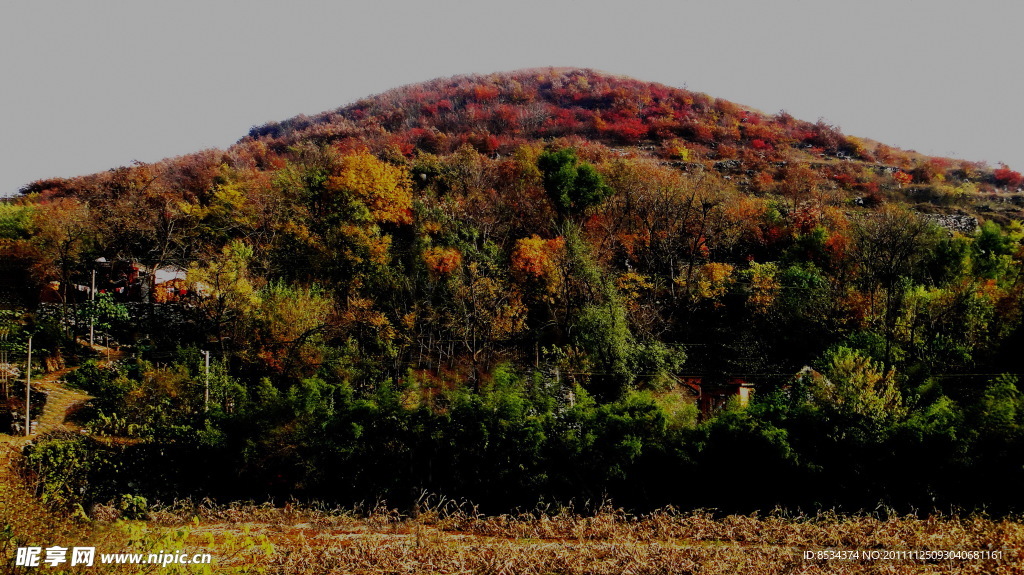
[132,497,1023,574]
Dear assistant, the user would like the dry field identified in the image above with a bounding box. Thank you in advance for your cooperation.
[3,451,1023,573]
[80,497,1024,574]
[3,452,1023,574]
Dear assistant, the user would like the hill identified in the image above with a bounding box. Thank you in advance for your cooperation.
[22,68,1024,218]
[5,68,1024,515]
[242,68,1022,218]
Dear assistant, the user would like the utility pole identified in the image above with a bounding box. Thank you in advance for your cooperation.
[24,335,32,436]
[1,329,8,399]
[89,268,96,346]
[203,350,210,413]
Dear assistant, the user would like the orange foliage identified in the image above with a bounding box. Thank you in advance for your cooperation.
[752,171,775,193]
[511,235,564,280]
[791,204,822,234]
[893,171,913,187]
[723,195,766,222]
[722,196,772,246]
[341,295,395,341]
[777,164,821,197]
[473,85,500,103]
[825,231,850,262]
[838,289,872,328]
[338,224,392,266]
[423,246,462,275]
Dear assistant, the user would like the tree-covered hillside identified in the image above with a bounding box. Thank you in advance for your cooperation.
[4,68,1024,514]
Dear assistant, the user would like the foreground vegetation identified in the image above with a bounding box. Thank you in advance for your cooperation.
[3,476,1022,574]
[10,342,1024,516]
[176,503,1022,574]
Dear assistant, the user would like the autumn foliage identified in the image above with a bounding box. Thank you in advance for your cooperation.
[327,151,414,224]
[511,235,564,280]
[423,246,461,275]
[995,164,1024,189]
[10,68,1024,519]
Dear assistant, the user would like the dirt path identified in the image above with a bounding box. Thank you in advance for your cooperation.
[0,340,124,461]
[0,367,88,463]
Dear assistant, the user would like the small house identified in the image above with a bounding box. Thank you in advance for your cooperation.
[677,375,755,419]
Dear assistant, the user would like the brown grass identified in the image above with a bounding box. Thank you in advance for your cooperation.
[4,461,1023,574]
[120,496,1023,574]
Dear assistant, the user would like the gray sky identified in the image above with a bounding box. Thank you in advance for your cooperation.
[2,0,1022,197]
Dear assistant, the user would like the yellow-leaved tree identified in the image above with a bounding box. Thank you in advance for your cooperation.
[187,240,262,347]
[327,151,413,225]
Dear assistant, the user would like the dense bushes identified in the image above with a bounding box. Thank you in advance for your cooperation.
[26,355,1024,515]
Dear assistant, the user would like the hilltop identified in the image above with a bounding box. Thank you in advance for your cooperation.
[22,68,1024,217]
[242,68,1021,217]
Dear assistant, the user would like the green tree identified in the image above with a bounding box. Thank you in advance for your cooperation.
[977,374,1022,436]
[0,203,34,240]
[537,148,612,216]
[77,292,129,340]
[187,240,262,355]
[809,346,906,428]
[852,207,941,363]
[972,220,1014,280]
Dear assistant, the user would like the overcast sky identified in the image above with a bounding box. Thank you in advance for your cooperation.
[2,0,1021,197]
